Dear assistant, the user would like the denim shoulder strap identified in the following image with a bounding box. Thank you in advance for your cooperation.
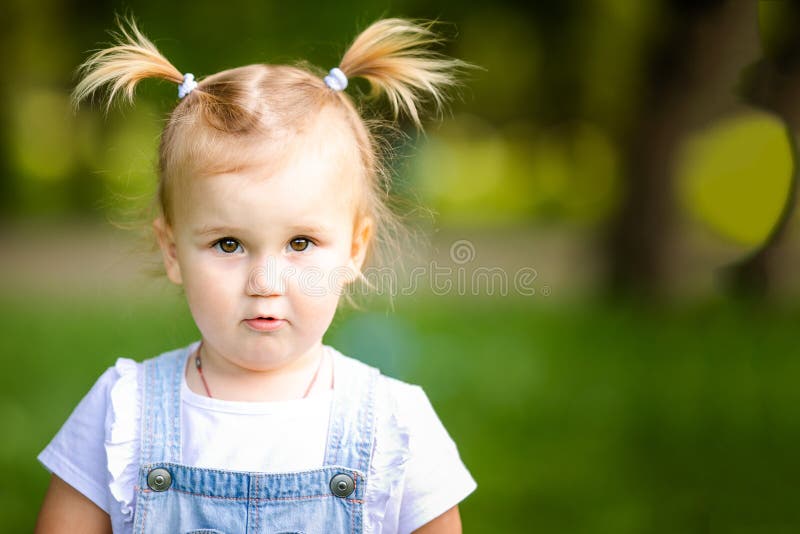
[139,342,195,466]
[323,348,380,475]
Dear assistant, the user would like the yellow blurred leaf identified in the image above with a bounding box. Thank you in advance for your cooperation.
[677,110,793,246]
[10,88,75,181]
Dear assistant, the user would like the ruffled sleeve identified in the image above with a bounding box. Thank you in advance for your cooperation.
[394,383,477,532]
[37,365,119,515]
[37,357,142,531]
[364,376,411,533]
[363,376,477,533]
[104,357,141,530]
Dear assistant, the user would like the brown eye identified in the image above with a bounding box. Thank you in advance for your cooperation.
[215,238,241,254]
[289,238,311,252]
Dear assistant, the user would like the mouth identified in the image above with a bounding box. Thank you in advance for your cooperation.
[244,316,287,332]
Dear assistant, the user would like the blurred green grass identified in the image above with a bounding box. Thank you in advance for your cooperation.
[2,292,798,532]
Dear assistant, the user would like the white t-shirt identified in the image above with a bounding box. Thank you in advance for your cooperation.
[38,344,477,534]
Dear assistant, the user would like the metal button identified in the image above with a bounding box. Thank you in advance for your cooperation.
[147,467,172,492]
[329,473,355,498]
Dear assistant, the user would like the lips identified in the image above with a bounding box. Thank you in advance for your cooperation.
[248,315,282,321]
[244,316,286,332]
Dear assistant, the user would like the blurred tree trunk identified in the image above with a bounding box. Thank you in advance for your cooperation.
[723,2,800,297]
[606,0,759,297]
[0,1,16,220]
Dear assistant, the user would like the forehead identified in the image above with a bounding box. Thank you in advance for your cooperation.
[174,115,361,232]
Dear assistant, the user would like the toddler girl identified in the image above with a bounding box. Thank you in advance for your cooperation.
[35,14,476,534]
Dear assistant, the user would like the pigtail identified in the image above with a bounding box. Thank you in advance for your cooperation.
[72,14,184,114]
[338,18,468,128]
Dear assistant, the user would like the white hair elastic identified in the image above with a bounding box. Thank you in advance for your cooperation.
[324,67,348,91]
[178,73,198,99]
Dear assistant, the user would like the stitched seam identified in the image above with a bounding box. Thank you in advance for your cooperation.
[141,490,149,529]
[352,473,358,534]
[167,356,175,459]
[150,360,157,463]
[140,486,363,503]
[172,352,182,460]
[132,485,141,529]
[142,364,154,534]
[140,463,360,478]
[254,474,259,531]
[362,372,377,473]
[144,363,152,465]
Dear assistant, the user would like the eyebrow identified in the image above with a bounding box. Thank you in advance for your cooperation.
[194,225,247,236]
[288,223,331,235]
[193,224,331,236]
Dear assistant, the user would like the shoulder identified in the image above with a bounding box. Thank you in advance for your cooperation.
[378,375,426,409]
[41,355,141,437]
[326,347,477,533]
[325,344,420,398]
[375,375,455,453]
[380,375,477,531]
[106,339,199,405]
[324,344,439,434]
[35,354,140,520]
[37,341,198,529]
[375,375,430,436]
[325,345,426,427]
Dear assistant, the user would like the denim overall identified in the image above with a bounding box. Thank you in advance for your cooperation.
[131,343,379,533]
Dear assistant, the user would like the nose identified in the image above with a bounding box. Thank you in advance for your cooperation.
[247,256,293,296]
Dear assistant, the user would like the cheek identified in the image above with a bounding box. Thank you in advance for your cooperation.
[289,249,353,296]
[294,292,341,342]
[180,254,243,315]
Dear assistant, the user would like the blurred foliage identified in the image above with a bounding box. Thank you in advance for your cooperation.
[0,0,791,253]
[759,0,796,62]
[411,117,621,226]
[677,110,793,246]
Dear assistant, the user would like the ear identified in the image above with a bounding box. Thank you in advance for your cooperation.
[348,216,373,275]
[153,216,183,285]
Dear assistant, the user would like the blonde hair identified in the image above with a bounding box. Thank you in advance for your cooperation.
[72,14,468,290]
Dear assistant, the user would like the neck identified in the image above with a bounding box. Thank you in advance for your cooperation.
[186,340,331,402]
